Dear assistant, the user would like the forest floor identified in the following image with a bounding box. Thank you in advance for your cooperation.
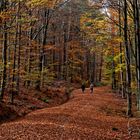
[0,86,140,140]
[0,81,75,123]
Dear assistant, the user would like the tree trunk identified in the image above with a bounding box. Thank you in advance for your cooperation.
[36,9,50,90]
[0,1,8,101]
[99,47,103,82]
[112,47,116,90]
[124,0,132,116]
[0,22,8,101]
[134,0,140,110]
[119,0,125,98]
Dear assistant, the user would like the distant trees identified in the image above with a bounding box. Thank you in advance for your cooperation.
[86,0,140,116]
[101,0,140,115]
[80,8,108,84]
[117,0,140,115]
[0,0,90,103]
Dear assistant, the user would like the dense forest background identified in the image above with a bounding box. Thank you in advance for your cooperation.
[0,0,140,117]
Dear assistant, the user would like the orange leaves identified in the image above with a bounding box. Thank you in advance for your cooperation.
[0,11,12,22]
[44,44,55,51]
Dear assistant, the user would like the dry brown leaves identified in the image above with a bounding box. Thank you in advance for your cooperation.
[0,86,140,140]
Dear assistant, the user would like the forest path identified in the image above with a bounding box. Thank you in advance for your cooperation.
[0,86,137,140]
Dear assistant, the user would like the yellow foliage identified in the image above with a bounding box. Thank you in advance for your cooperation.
[26,0,62,8]
[113,53,124,62]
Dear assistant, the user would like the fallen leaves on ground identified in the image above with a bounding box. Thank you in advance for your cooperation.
[0,86,140,140]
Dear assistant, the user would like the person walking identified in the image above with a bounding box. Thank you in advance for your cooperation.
[81,82,86,93]
[90,82,94,94]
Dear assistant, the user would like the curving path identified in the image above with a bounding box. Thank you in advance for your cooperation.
[0,87,138,140]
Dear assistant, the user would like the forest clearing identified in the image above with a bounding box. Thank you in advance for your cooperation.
[0,0,140,139]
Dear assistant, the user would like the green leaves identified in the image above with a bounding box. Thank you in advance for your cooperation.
[85,22,93,27]
[40,98,50,103]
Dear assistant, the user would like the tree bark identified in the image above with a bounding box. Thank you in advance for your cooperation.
[0,0,8,101]
[124,0,132,116]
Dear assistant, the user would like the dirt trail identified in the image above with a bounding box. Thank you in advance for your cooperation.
[0,87,139,140]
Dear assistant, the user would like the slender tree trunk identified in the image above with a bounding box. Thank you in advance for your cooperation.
[37,9,50,90]
[11,31,17,103]
[11,1,21,103]
[0,1,8,101]
[25,9,34,88]
[124,0,132,116]
[92,53,96,83]
[119,0,125,98]
[99,47,103,82]
[63,29,67,80]
[17,20,21,94]
[0,22,8,101]
[86,50,90,81]
[112,47,116,90]
[134,0,140,110]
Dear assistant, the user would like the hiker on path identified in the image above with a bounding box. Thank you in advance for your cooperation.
[81,82,86,93]
[90,82,94,94]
